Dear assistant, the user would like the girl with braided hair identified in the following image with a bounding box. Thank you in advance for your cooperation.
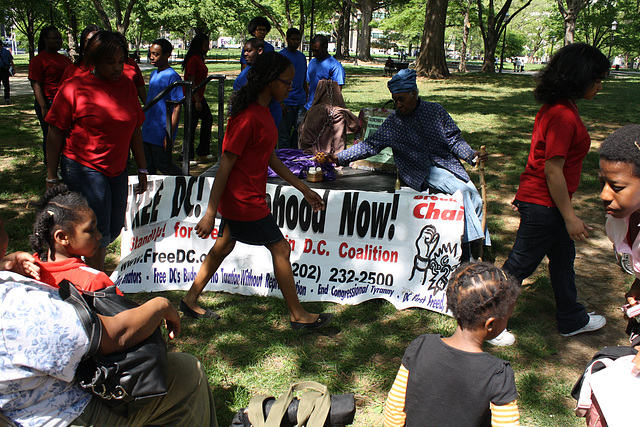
[29,184,119,293]
[181,52,332,330]
[384,262,521,427]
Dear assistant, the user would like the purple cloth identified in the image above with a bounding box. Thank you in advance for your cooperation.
[268,148,336,181]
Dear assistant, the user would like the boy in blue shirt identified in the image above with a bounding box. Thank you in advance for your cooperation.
[142,38,183,175]
[277,28,308,149]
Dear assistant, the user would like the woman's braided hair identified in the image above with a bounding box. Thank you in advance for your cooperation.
[229,51,291,117]
[446,262,520,330]
[30,184,90,261]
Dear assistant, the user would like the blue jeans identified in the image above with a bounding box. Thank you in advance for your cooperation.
[60,156,128,248]
[425,165,488,244]
[502,200,589,334]
[34,98,53,163]
[277,104,305,149]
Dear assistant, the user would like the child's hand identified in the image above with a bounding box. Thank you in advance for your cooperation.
[565,216,592,241]
[625,279,640,305]
[195,212,216,238]
[0,252,41,281]
[304,189,325,212]
[632,352,640,376]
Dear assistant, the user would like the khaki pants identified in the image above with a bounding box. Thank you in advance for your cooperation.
[70,353,217,427]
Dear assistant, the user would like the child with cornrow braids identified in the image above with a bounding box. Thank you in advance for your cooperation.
[181,52,332,330]
[30,184,120,293]
[384,262,521,427]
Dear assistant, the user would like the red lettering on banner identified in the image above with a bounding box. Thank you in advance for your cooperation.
[338,242,398,263]
[173,222,218,239]
[413,202,464,221]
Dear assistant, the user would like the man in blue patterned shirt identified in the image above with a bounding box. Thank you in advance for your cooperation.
[328,69,488,256]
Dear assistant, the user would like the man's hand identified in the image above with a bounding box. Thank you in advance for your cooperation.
[473,149,488,164]
[163,303,181,339]
[326,153,338,164]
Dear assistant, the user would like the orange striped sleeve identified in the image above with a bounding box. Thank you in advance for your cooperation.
[490,399,520,426]
[383,365,409,427]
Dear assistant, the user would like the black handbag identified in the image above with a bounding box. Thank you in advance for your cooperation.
[58,280,168,415]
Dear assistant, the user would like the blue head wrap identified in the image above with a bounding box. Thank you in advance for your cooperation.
[387,68,417,94]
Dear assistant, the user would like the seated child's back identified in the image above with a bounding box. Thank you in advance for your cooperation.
[384,262,521,427]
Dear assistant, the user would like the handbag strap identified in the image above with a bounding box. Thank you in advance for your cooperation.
[248,381,331,427]
[58,280,102,358]
[295,381,330,427]
[247,394,276,427]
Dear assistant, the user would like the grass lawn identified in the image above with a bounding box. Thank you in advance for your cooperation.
[2,62,640,426]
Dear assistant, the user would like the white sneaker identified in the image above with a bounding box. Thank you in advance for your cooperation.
[189,160,197,166]
[487,329,515,346]
[560,313,606,337]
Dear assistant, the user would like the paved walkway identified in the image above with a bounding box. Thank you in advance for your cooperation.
[8,62,156,97]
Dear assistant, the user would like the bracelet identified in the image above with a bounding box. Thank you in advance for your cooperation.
[46,178,61,184]
[138,169,149,174]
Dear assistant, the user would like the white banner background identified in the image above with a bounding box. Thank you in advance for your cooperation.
[111,176,464,314]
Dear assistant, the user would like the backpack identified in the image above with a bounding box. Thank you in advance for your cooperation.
[571,346,638,426]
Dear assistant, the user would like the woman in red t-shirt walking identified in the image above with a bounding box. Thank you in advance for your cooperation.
[183,33,213,163]
[500,43,610,343]
[181,52,333,330]
[45,31,148,272]
[28,26,71,163]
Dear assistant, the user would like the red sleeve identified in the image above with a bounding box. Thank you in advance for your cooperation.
[28,55,44,83]
[126,57,145,87]
[223,112,253,156]
[45,78,75,130]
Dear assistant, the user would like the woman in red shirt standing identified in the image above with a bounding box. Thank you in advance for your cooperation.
[28,26,71,163]
[501,43,610,343]
[45,31,148,272]
[183,33,213,164]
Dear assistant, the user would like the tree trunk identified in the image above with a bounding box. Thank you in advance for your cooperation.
[557,0,584,45]
[563,16,576,44]
[299,0,305,38]
[335,0,351,59]
[458,0,471,72]
[356,0,373,61]
[478,0,531,72]
[61,0,78,58]
[91,0,112,31]
[284,0,293,28]
[415,0,450,78]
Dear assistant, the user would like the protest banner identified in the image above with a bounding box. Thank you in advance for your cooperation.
[111,176,464,314]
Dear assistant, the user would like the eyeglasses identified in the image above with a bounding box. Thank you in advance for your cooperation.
[255,27,268,33]
[277,78,293,87]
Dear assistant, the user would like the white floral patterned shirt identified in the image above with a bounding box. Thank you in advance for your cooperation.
[0,272,91,427]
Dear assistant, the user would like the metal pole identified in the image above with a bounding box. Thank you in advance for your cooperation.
[182,83,193,176]
[217,76,226,160]
[499,26,506,73]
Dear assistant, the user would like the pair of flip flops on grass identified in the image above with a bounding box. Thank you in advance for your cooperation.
[179,300,333,330]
